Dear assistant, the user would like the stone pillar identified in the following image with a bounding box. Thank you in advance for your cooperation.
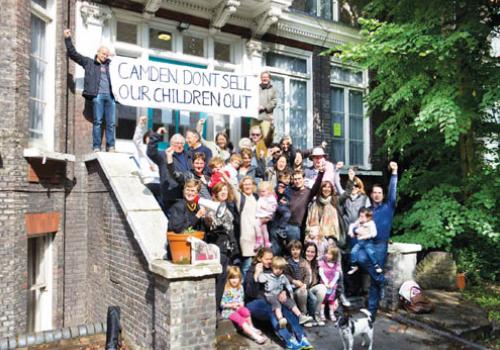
[381,243,422,311]
[151,261,221,350]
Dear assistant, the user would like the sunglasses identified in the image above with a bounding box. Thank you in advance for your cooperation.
[251,133,261,137]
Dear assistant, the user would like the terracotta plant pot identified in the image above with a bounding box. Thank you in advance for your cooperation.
[167,231,204,264]
[456,272,466,290]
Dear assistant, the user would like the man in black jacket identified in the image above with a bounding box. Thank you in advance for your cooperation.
[64,29,116,152]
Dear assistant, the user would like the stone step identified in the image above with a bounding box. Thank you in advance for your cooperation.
[398,290,492,341]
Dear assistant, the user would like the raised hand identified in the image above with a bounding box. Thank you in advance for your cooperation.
[139,115,147,126]
[64,29,71,38]
[389,161,398,174]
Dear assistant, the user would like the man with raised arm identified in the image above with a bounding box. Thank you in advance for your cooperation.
[64,29,116,152]
[358,161,398,319]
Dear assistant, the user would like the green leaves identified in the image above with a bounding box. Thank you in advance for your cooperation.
[329,1,500,279]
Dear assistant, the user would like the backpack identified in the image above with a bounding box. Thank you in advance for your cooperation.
[399,280,434,314]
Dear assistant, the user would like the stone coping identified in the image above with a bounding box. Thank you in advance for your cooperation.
[150,259,222,280]
[84,152,168,265]
[388,242,422,254]
[23,147,76,162]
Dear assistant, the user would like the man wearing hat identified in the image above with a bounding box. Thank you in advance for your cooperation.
[304,146,343,192]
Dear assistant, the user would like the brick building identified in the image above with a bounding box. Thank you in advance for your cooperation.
[0,0,383,345]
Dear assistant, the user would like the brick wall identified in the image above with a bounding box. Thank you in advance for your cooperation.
[85,161,155,348]
[0,0,31,338]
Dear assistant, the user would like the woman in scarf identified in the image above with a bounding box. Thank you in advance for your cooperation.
[305,181,346,255]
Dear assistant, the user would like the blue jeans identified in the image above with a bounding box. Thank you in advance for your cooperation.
[92,93,116,150]
[240,257,252,281]
[351,239,379,267]
[356,242,387,318]
[246,298,305,343]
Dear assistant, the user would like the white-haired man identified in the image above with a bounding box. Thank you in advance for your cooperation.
[64,29,116,152]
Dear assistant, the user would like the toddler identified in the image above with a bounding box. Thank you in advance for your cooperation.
[257,257,313,328]
[221,266,267,344]
[347,207,382,275]
[254,181,278,250]
[304,226,330,261]
[318,246,341,321]
[223,154,242,187]
[208,156,230,189]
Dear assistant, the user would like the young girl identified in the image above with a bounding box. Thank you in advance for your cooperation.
[254,181,278,250]
[221,266,267,344]
[304,226,329,261]
[318,246,342,321]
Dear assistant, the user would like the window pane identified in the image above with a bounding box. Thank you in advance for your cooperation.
[151,109,175,141]
[32,0,47,8]
[319,0,332,20]
[29,14,46,142]
[272,76,286,142]
[330,87,345,162]
[349,90,364,165]
[116,22,137,44]
[178,111,201,135]
[214,42,231,62]
[149,28,172,51]
[290,80,308,150]
[183,35,204,57]
[116,105,137,139]
[266,52,307,74]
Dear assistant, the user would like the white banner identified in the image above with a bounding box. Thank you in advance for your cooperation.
[109,56,259,118]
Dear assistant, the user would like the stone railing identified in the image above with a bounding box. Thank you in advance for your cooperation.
[85,153,221,349]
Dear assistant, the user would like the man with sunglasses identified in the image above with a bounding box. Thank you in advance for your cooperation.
[64,29,116,152]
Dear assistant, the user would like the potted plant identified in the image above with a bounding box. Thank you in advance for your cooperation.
[456,271,466,290]
[166,227,204,264]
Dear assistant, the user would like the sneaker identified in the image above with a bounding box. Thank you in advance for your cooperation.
[374,264,383,274]
[339,293,352,307]
[93,148,100,153]
[316,317,325,327]
[303,320,314,328]
[298,314,313,325]
[329,311,337,322]
[279,317,288,329]
[347,266,359,275]
[298,336,314,350]
[107,146,116,152]
[286,338,302,350]
[251,333,267,344]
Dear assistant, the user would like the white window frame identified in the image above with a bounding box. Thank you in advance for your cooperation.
[29,0,56,151]
[27,234,54,332]
[264,45,313,149]
[330,63,370,168]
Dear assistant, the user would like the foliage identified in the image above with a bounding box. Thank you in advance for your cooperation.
[463,283,500,322]
[325,0,500,281]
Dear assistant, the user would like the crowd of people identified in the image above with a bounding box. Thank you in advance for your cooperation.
[63,35,399,349]
[136,114,398,350]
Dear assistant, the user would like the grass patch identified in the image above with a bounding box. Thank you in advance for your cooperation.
[462,282,500,322]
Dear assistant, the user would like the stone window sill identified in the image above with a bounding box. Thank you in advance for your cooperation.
[24,148,75,163]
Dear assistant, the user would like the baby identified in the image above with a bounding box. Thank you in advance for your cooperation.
[347,208,382,274]
[223,154,242,187]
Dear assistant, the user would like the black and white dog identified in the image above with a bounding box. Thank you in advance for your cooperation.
[337,308,374,350]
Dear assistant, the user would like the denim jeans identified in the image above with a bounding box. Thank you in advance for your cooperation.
[356,241,387,318]
[92,93,116,150]
[285,224,301,242]
[351,239,379,267]
[246,298,305,343]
